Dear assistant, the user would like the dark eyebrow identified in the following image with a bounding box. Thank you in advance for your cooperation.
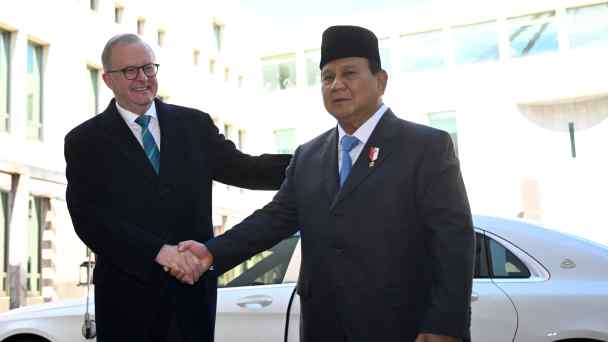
[340,64,359,71]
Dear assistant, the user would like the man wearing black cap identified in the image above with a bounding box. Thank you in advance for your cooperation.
[178,25,474,342]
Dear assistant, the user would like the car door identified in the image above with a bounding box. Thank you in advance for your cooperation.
[471,231,518,342]
[215,235,301,342]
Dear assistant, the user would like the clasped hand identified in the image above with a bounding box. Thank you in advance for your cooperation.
[155,241,213,285]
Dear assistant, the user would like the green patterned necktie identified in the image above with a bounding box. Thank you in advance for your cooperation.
[135,115,160,174]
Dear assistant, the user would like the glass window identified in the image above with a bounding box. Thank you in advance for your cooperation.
[0,191,8,294]
[274,128,296,154]
[0,30,10,132]
[193,49,200,66]
[508,11,559,58]
[305,49,321,87]
[487,237,530,278]
[26,42,43,140]
[223,123,235,142]
[238,129,245,150]
[567,3,608,49]
[209,59,216,74]
[27,196,43,296]
[453,21,499,64]
[428,111,458,156]
[87,66,99,115]
[262,54,297,91]
[474,232,489,278]
[137,18,145,36]
[218,235,299,288]
[213,23,224,52]
[157,30,166,47]
[400,30,445,72]
[114,6,124,24]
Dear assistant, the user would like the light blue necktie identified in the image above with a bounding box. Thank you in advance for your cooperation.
[339,135,360,187]
[135,115,160,174]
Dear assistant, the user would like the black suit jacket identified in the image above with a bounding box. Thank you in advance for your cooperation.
[64,99,290,342]
[206,110,475,342]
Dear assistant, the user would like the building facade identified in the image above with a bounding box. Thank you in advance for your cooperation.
[254,0,608,245]
[1,0,607,312]
[0,0,279,311]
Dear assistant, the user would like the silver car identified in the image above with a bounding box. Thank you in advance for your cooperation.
[0,216,607,342]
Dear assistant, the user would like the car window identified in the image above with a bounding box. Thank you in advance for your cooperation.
[474,232,490,278]
[487,237,531,278]
[218,235,299,288]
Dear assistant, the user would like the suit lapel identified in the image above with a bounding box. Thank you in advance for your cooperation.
[330,110,400,211]
[99,100,158,184]
[321,127,340,203]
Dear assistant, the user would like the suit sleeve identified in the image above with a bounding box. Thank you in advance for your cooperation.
[195,113,291,190]
[417,131,475,339]
[65,133,166,283]
[205,146,301,274]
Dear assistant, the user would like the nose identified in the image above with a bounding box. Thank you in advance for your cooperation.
[330,76,345,90]
[134,67,149,81]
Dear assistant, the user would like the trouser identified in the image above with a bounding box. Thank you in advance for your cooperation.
[149,293,184,342]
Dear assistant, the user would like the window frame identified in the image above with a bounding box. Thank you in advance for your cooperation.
[566,2,608,50]
[452,20,500,65]
[507,11,559,58]
[218,235,300,288]
[0,29,11,133]
[261,53,297,91]
[26,196,44,297]
[114,5,124,24]
[399,29,446,73]
[481,229,550,282]
[87,65,100,115]
[26,41,44,141]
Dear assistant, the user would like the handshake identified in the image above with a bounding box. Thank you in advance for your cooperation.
[154,241,213,285]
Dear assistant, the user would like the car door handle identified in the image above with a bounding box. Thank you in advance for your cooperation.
[471,292,479,302]
[236,295,273,308]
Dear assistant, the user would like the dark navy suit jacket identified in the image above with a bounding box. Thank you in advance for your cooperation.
[206,110,475,342]
[65,99,290,342]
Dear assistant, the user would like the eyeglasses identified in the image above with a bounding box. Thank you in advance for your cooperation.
[106,63,159,80]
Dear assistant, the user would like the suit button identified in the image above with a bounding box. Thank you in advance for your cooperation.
[160,186,172,196]
[333,211,344,217]
[335,248,344,255]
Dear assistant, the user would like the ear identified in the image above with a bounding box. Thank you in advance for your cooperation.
[376,70,388,94]
[102,72,113,89]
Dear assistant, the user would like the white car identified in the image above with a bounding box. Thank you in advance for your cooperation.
[0,216,607,342]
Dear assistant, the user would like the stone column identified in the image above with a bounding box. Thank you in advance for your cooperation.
[7,172,29,309]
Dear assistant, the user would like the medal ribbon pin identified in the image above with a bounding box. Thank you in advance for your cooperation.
[368,147,379,167]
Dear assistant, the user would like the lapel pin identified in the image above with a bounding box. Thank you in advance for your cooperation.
[368,147,379,167]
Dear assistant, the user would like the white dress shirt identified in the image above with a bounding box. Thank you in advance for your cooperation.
[116,102,161,151]
[337,104,388,172]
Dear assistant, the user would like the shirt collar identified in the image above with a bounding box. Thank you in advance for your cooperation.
[338,104,388,146]
[115,101,158,125]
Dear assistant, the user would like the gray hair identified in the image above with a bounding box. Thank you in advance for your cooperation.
[101,33,154,71]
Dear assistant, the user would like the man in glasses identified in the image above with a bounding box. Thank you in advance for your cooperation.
[64,33,291,342]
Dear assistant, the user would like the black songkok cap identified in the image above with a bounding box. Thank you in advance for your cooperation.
[319,25,381,70]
